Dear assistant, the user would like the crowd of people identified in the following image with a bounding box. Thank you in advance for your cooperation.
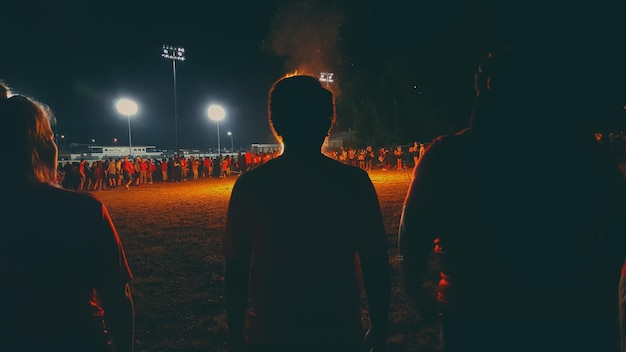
[55,141,431,191]
[3,42,626,352]
[56,131,626,193]
[57,152,272,191]
[325,141,426,171]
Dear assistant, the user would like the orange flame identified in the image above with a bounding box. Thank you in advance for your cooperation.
[284,70,299,78]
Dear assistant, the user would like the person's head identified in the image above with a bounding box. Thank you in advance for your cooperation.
[471,44,626,135]
[268,75,335,151]
[470,46,568,134]
[0,82,58,184]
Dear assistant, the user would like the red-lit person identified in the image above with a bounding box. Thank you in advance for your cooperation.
[0,81,135,351]
[122,156,134,189]
[223,75,391,352]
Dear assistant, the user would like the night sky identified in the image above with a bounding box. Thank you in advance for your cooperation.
[3,0,625,150]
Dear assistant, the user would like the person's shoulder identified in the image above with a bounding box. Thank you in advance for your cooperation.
[331,157,364,173]
[321,155,371,178]
[35,183,104,207]
[427,128,472,152]
[431,127,471,144]
[233,159,279,184]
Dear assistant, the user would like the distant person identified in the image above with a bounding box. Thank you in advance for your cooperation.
[398,47,626,352]
[221,155,231,178]
[222,75,391,352]
[92,159,105,191]
[393,146,403,170]
[365,145,375,171]
[78,158,88,191]
[61,160,74,189]
[409,141,420,167]
[0,82,135,351]
[202,156,212,177]
[173,156,182,181]
[213,156,221,178]
[122,156,134,189]
[133,157,141,186]
[237,151,246,173]
[106,157,118,189]
[161,158,169,182]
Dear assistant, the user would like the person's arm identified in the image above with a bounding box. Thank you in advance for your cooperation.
[224,260,250,351]
[619,261,626,352]
[361,255,390,352]
[356,172,391,352]
[99,282,135,352]
[398,208,437,317]
[222,177,252,351]
[98,205,135,352]
[398,141,441,318]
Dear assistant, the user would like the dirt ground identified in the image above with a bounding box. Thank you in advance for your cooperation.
[94,167,440,352]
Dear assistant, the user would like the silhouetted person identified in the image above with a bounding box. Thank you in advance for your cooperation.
[398,47,626,352]
[621,262,626,352]
[0,81,135,352]
[222,75,391,352]
[209,156,218,177]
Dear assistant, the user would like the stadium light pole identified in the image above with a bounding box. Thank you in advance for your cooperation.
[319,72,334,88]
[115,98,138,157]
[227,131,234,152]
[161,45,185,154]
[207,104,226,157]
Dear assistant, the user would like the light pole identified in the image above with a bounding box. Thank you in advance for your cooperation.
[162,45,185,153]
[115,98,138,157]
[207,104,226,157]
[227,131,234,152]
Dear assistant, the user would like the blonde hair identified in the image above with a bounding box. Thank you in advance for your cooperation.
[0,87,58,184]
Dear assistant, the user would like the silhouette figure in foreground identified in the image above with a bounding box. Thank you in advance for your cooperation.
[223,75,391,352]
[621,262,626,352]
[0,81,135,352]
[398,47,626,352]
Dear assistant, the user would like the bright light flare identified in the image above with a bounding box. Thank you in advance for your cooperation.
[319,72,334,83]
[116,98,138,116]
[207,104,226,121]
[162,45,186,61]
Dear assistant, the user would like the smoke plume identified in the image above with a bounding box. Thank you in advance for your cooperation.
[264,0,344,93]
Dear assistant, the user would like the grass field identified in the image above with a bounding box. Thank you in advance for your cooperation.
[93,167,440,352]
